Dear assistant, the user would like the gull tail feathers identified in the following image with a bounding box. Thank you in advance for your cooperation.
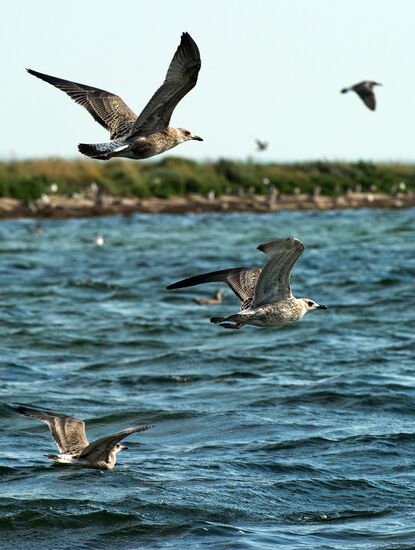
[210,316,224,324]
[45,453,61,462]
[45,453,74,464]
[78,141,128,160]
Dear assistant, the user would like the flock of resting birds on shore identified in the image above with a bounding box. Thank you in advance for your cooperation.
[15,32,377,469]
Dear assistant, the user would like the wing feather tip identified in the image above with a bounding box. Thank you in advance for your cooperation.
[141,424,155,432]
[13,404,49,420]
[26,68,46,78]
[181,31,193,43]
[27,68,41,78]
[124,424,155,435]
[179,31,200,56]
[166,282,181,290]
[13,404,40,415]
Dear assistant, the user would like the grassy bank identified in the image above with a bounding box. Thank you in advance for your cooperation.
[1,157,414,203]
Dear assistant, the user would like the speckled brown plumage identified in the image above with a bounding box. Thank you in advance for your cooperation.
[27,32,202,160]
[14,405,153,469]
[168,237,327,329]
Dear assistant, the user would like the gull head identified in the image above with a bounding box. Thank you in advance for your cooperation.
[114,443,127,454]
[177,128,203,142]
[366,81,382,90]
[300,298,328,314]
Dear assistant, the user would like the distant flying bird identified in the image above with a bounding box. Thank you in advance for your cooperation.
[167,237,327,329]
[341,80,382,111]
[193,289,224,305]
[255,139,268,152]
[27,32,203,160]
[14,405,153,469]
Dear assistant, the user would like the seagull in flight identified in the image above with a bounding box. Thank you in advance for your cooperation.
[255,139,269,152]
[27,32,203,160]
[167,237,327,329]
[14,405,153,469]
[341,80,382,111]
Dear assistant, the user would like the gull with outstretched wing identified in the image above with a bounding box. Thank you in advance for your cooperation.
[27,32,202,160]
[341,80,382,111]
[167,237,327,329]
[14,405,153,469]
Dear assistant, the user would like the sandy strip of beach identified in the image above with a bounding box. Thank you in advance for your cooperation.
[0,191,413,219]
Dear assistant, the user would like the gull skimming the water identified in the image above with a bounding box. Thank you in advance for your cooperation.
[340,80,382,111]
[27,32,202,160]
[14,405,153,469]
[167,237,327,329]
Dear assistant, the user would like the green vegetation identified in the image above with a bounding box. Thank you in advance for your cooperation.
[0,157,414,203]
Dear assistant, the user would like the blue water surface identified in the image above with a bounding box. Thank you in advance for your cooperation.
[0,209,414,549]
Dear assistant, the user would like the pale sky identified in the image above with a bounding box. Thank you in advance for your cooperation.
[3,0,415,162]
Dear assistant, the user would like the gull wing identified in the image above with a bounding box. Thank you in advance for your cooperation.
[354,83,376,111]
[27,69,137,140]
[15,405,89,455]
[78,425,153,461]
[167,267,261,310]
[128,32,201,138]
[252,237,304,307]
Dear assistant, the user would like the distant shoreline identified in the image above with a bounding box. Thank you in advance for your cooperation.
[0,191,414,219]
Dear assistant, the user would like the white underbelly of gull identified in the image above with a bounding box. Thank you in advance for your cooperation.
[167,237,327,329]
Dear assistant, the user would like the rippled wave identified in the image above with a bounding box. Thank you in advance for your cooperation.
[0,210,414,549]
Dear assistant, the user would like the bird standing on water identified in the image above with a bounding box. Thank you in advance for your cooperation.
[14,405,153,469]
[167,237,327,329]
[27,32,202,160]
[341,80,382,111]
[193,289,224,305]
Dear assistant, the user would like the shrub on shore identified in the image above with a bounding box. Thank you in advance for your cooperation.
[0,157,414,203]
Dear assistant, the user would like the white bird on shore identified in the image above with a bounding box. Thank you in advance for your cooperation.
[167,237,327,329]
[27,32,202,160]
[14,405,153,470]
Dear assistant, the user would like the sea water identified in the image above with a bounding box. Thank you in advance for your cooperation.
[0,209,414,549]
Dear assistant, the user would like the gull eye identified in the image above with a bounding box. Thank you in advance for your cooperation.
[307,301,314,307]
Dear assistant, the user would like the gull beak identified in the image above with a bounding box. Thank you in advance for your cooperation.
[120,445,128,451]
[317,304,328,310]
[192,135,203,141]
